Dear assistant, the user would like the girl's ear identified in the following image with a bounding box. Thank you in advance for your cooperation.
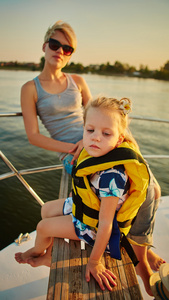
[116,134,124,147]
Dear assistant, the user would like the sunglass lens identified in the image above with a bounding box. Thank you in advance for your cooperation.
[62,45,74,56]
[49,39,60,51]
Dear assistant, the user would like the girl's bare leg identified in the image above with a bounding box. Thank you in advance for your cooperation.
[15,198,66,264]
[41,198,66,219]
[133,244,153,296]
[27,240,53,267]
[15,214,80,264]
[15,232,52,264]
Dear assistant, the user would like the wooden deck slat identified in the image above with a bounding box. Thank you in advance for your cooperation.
[121,249,143,300]
[85,244,96,299]
[54,238,65,300]
[105,253,124,300]
[117,259,131,300]
[47,238,60,300]
[82,250,90,300]
[69,240,83,300]
[61,240,69,300]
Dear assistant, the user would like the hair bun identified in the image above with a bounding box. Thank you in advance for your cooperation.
[119,98,132,115]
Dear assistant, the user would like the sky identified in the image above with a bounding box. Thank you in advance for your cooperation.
[0,0,169,70]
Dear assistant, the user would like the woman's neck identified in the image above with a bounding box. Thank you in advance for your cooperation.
[40,63,64,81]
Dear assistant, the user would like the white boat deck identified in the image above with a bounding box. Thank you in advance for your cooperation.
[0,196,169,300]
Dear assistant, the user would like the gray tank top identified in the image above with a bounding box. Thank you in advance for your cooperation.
[34,73,84,144]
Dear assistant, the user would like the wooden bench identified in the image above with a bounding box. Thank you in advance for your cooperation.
[47,238,143,300]
[46,168,143,300]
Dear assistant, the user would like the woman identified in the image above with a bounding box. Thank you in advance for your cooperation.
[21,21,92,172]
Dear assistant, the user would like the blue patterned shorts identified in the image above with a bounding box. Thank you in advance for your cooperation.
[63,197,110,251]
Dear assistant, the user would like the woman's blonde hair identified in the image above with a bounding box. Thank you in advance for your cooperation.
[44,20,77,50]
[84,96,139,148]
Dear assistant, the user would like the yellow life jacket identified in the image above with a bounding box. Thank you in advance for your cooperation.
[72,141,150,236]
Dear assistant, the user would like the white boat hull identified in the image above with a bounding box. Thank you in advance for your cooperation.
[0,231,49,300]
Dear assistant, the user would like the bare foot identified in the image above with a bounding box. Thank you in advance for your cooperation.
[15,247,44,264]
[135,259,153,296]
[147,248,166,271]
[26,243,52,267]
[15,252,27,264]
[27,254,51,267]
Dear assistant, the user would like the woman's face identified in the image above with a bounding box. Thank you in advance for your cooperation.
[43,30,73,69]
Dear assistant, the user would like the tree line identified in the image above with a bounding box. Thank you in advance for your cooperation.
[1,58,169,81]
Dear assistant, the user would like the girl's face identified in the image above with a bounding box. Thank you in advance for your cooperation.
[83,107,124,157]
[43,30,72,69]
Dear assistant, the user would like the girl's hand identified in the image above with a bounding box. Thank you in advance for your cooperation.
[85,259,117,291]
[69,140,83,163]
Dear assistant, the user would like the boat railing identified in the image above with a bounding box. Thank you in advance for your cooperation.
[1,112,169,206]
[0,149,70,206]
[1,111,169,123]
[0,112,22,117]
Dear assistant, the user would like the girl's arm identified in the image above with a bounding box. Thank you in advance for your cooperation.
[21,80,79,154]
[85,196,119,291]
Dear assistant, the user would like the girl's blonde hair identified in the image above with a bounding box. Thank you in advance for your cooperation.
[84,96,139,148]
[44,20,77,50]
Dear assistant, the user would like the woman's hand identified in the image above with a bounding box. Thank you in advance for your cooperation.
[85,259,117,291]
[69,139,83,163]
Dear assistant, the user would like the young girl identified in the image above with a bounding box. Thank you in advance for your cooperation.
[15,97,164,294]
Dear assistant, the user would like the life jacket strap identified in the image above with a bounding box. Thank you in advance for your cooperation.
[109,213,139,266]
[118,216,136,228]
[120,233,139,266]
[109,213,121,260]
[72,190,99,221]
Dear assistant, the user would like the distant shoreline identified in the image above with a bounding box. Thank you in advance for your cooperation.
[0,60,169,81]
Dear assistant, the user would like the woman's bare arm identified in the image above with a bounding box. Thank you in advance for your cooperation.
[21,80,77,153]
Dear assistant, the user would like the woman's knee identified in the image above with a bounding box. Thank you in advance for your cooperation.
[154,183,161,200]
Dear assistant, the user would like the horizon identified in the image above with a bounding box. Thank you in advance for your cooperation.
[0,60,167,72]
[1,0,169,70]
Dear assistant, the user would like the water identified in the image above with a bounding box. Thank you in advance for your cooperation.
[0,70,169,250]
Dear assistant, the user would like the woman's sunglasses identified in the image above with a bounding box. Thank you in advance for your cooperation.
[47,38,74,56]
